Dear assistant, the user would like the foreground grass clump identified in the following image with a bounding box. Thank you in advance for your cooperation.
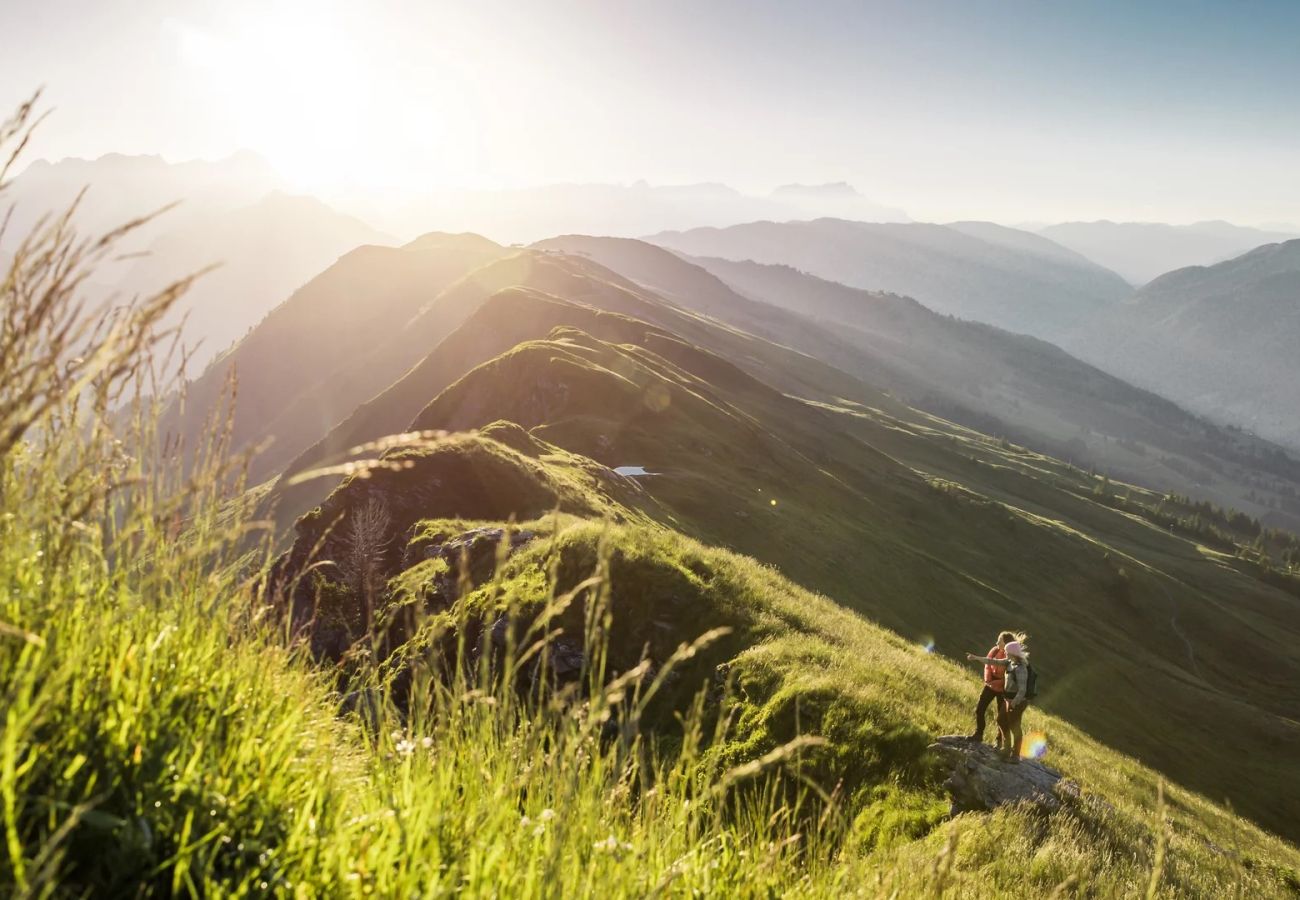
[0,502,834,895]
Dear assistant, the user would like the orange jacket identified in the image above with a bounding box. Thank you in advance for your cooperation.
[983,645,1007,692]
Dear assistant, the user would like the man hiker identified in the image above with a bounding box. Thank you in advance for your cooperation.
[965,630,1014,750]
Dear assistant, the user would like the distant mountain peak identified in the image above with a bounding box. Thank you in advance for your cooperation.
[771,182,861,198]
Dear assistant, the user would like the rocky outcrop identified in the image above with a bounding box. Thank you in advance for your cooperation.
[406,525,537,599]
[929,735,1081,816]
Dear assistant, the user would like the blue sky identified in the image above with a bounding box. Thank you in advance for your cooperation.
[3,0,1297,224]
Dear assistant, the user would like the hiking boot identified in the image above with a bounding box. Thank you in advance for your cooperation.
[965,733,984,744]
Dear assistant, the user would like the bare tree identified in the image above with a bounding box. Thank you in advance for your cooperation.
[340,495,392,634]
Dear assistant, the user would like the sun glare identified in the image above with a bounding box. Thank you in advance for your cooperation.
[173,7,443,191]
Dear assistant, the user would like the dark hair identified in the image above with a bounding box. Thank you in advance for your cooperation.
[997,631,1016,644]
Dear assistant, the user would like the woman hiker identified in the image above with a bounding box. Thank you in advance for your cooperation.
[967,636,1031,763]
[965,630,1013,750]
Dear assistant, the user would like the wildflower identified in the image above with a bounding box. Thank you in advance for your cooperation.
[421,736,434,750]
[539,808,556,821]
[532,823,546,838]
[520,815,532,829]
[593,834,633,855]
[395,739,415,756]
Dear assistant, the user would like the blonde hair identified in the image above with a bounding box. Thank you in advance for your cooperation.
[1004,631,1030,660]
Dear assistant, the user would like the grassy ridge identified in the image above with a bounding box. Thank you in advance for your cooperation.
[8,461,1300,895]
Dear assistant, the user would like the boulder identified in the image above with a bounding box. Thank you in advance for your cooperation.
[929,735,1081,816]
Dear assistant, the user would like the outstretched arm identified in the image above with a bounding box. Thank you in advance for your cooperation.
[965,654,1009,666]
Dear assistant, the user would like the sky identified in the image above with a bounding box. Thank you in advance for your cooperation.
[3,0,1299,225]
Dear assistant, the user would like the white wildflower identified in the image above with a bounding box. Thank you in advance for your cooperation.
[539,808,556,821]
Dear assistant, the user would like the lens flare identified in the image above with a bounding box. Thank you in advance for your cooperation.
[919,635,936,654]
[643,383,671,412]
[1022,731,1049,759]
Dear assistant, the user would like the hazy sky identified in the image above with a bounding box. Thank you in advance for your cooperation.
[4,0,1299,224]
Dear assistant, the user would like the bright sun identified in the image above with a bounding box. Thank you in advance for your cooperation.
[173,6,446,191]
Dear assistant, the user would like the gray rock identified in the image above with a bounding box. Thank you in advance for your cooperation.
[482,615,586,681]
[930,734,1081,815]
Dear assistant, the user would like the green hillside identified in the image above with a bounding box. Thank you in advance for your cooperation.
[263,289,1300,847]
[536,236,1300,532]
[269,251,895,529]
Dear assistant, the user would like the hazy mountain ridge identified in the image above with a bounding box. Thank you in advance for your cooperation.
[3,152,396,375]
[335,180,909,246]
[1070,238,1300,455]
[164,232,508,480]
[4,151,281,258]
[648,218,1131,339]
[1039,220,1300,285]
[119,191,392,371]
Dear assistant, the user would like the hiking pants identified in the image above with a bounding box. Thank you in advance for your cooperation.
[974,685,1008,742]
[1005,700,1028,757]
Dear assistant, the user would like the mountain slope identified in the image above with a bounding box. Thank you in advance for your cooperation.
[116,192,391,371]
[274,309,1300,846]
[1070,239,1300,457]
[2,151,280,264]
[271,251,896,524]
[537,235,1300,531]
[164,232,507,480]
[1040,220,1299,285]
[648,218,1131,339]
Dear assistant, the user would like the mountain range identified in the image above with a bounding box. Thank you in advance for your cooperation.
[1070,239,1300,455]
[648,218,1132,340]
[3,152,392,373]
[3,151,281,260]
[1038,220,1300,285]
[332,180,909,246]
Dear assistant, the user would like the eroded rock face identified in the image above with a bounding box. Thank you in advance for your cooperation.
[929,735,1081,816]
[274,517,538,665]
[406,526,537,600]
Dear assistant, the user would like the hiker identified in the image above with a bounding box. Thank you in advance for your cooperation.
[968,638,1031,762]
[965,631,1014,750]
